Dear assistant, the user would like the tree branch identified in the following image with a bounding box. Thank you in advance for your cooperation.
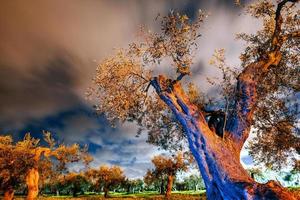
[271,0,299,50]
[150,76,214,184]
[32,147,51,164]
[282,31,300,42]
[226,0,299,146]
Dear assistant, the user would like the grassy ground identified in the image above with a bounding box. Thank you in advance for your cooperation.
[14,191,206,200]
[12,188,300,199]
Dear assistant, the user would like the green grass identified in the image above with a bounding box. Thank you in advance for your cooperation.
[19,191,206,199]
[172,190,206,195]
[12,187,300,199]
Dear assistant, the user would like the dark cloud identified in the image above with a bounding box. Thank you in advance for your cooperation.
[0,52,82,130]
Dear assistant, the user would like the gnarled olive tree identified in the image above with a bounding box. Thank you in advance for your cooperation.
[0,135,35,200]
[0,132,92,200]
[90,1,299,199]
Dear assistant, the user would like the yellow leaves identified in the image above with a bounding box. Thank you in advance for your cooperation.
[151,152,189,175]
[0,131,91,190]
[43,130,56,148]
[86,165,126,187]
[180,14,189,23]
[209,48,226,68]
[17,133,40,149]
[247,0,275,18]
[235,0,241,6]
[0,135,13,145]
[89,12,206,147]
[187,83,200,103]
[91,49,152,123]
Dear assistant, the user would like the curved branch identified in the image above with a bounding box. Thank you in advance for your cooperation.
[150,76,212,183]
[227,0,299,146]
[272,0,299,50]
[32,147,51,162]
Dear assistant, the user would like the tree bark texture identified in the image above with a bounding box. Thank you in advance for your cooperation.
[165,174,174,198]
[26,168,39,200]
[150,49,297,199]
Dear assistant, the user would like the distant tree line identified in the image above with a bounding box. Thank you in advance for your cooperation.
[0,133,207,199]
[2,133,297,199]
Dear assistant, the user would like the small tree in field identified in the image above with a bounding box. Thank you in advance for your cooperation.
[123,178,144,193]
[86,165,125,198]
[144,169,163,193]
[58,172,90,197]
[90,0,299,199]
[145,153,189,198]
[183,174,205,191]
[0,132,92,200]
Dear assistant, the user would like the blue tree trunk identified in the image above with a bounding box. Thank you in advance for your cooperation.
[150,72,297,199]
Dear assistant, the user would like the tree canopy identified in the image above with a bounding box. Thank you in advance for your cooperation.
[90,0,299,199]
[144,152,190,197]
[86,165,126,198]
[0,132,92,200]
[90,0,299,171]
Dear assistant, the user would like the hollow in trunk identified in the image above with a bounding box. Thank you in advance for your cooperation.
[150,69,297,200]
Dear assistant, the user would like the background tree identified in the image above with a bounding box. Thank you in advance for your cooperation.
[58,172,90,197]
[86,165,126,198]
[183,175,205,191]
[145,153,189,198]
[0,132,92,200]
[24,132,92,200]
[36,159,55,195]
[143,169,164,193]
[123,178,144,194]
[0,135,35,200]
[90,0,299,199]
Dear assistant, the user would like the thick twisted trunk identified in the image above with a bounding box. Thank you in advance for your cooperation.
[165,174,174,198]
[3,186,14,200]
[26,168,39,200]
[151,69,296,199]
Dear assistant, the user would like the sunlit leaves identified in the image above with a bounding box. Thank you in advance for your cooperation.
[145,152,189,185]
[90,12,207,151]
[0,132,92,192]
[0,135,35,191]
[130,11,205,75]
[86,165,125,192]
[239,0,300,170]
[90,50,151,124]
[90,2,299,172]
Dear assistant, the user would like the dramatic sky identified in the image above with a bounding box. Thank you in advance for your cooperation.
[0,0,258,178]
